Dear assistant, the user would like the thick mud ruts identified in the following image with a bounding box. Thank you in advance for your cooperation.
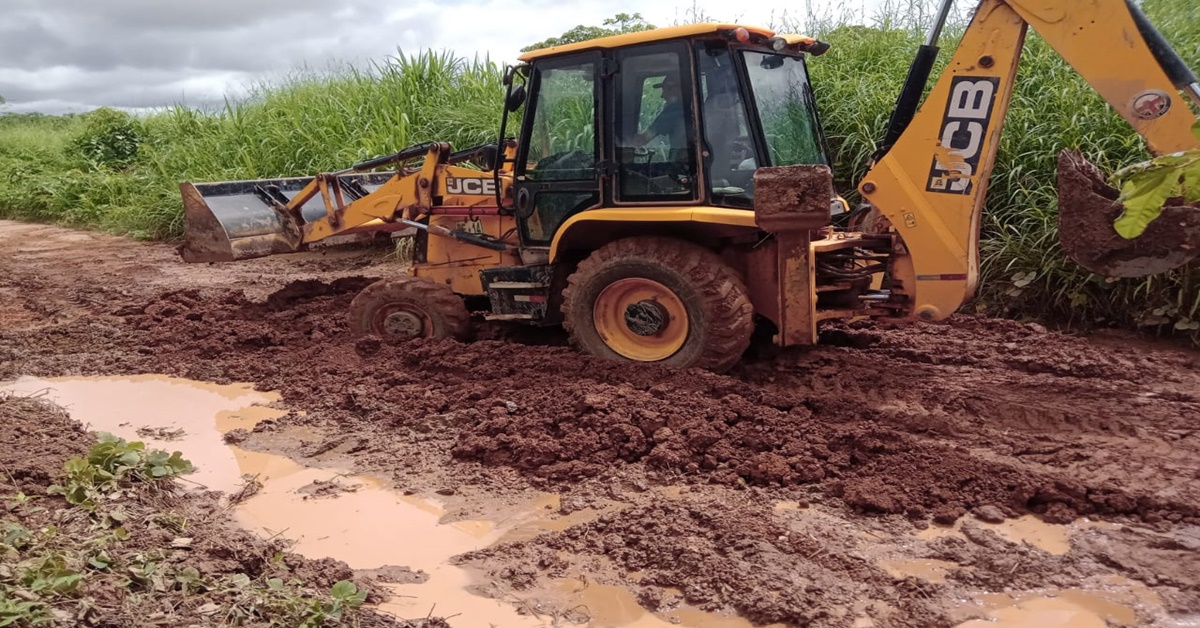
[2,219,1199,626]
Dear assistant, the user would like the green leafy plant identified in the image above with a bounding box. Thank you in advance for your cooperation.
[0,597,50,626]
[217,574,368,627]
[1111,120,1200,238]
[69,108,144,170]
[49,433,193,509]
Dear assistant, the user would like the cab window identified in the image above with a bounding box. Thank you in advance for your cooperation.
[698,42,756,208]
[518,55,601,244]
[614,43,698,202]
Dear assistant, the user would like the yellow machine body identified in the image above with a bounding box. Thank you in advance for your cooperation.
[179,3,1200,370]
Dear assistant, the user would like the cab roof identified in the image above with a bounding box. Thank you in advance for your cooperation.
[518,23,776,62]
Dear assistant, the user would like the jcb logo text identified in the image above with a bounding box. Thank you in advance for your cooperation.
[927,77,999,195]
[446,177,497,196]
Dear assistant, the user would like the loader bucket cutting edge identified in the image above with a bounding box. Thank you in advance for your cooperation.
[1056,150,1200,278]
[177,172,394,263]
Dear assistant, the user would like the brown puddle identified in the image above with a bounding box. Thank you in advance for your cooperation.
[918,514,1080,555]
[879,559,960,584]
[2,374,283,493]
[1,374,768,628]
[955,588,1142,627]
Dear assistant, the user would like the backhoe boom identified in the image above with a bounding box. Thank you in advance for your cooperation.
[860,0,1200,322]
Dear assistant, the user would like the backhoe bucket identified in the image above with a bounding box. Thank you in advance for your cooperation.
[1057,150,1200,277]
[179,173,394,263]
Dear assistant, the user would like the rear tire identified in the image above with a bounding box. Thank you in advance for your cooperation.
[349,277,470,341]
[562,237,754,372]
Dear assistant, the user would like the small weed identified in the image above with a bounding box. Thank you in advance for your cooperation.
[219,574,369,627]
[48,433,193,510]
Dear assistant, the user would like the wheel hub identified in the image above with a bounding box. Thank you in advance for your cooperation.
[381,310,425,339]
[624,300,669,336]
[593,278,688,362]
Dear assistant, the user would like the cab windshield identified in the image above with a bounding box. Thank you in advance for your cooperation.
[741,51,827,167]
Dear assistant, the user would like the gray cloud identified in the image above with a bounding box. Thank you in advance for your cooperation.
[0,0,831,114]
[0,0,434,112]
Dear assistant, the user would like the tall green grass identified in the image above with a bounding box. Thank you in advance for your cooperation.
[0,1,1196,338]
[0,51,504,238]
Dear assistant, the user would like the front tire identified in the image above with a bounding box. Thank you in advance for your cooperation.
[349,276,470,341]
[562,237,753,372]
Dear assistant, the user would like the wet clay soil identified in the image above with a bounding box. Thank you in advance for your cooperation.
[2,219,1200,626]
[0,393,415,627]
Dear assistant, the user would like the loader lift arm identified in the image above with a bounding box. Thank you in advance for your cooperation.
[179,141,514,263]
[860,0,1200,323]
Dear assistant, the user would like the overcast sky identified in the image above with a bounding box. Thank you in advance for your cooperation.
[0,0,888,115]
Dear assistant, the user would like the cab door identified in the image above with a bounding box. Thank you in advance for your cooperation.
[611,42,700,204]
[513,53,602,246]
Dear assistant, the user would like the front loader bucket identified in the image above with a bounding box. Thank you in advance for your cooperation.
[1057,150,1200,277]
[179,173,395,263]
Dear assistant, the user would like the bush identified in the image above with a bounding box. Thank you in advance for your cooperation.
[69,107,144,169]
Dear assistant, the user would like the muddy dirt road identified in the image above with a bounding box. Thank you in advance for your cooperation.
[2,219,1199,627]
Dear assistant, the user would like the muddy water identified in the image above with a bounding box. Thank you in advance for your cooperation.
[1,374,282,492]
[0,375,547,626]
[230,448,546,627]
[918,514,1076,554]
[956,588,1143,627]
[1,374,766,628]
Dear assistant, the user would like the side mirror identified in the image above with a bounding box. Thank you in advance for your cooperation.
[506,84,527,112]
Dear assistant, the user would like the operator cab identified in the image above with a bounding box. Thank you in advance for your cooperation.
[503,24,834,247]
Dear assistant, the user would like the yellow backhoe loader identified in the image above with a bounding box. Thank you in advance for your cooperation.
[179,0,1200,371]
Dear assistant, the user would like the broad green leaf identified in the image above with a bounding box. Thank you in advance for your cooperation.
[176,566,200,583]
[1192,119,1200,142]
[1183,159,1200,203]
[330,580,357,599]
[63,458,88,474]
[167,452,194,474]
[48,573,84,594]
[1113,166,1178,238]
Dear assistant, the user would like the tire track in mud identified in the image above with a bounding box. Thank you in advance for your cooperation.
[9,276,1195,525]
[4,222,1200,626]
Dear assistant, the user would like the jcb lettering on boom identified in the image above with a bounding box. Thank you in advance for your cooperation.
[927,76,999,195]
[446,177,497,196]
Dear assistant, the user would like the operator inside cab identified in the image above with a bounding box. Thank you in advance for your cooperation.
[619,69,696,199]
[634,74,686,151]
